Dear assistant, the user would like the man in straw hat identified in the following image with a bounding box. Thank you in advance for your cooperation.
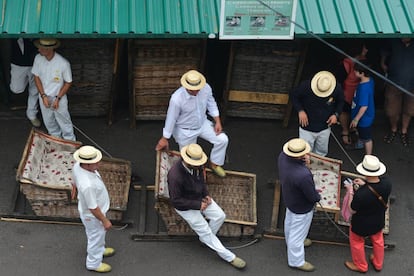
[167,143,246,269]
[32,38,76,141]
[156,70,228,177]
[278,138,321,272]
[291,70,344,156]
[73,146,115,273]
[344,155,392,273]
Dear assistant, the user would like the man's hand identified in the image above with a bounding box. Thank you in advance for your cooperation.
[52,98,60,110]
[42,96,50,108]
[298,111,308,127]
[201,196,212,211]
[213,117,223,135]
[203,196,212,205]
[326,114,338,126]
[155,137,169,151]
[102,217,112,231]
[353,178,366,186]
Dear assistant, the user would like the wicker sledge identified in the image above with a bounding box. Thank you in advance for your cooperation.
[307,153,389,234]
[154,150,257,237]
[16,129,131,221]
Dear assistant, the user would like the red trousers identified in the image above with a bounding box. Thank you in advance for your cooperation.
[349,226,384,272]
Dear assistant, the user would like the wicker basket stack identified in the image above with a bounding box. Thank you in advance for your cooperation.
[130,39,204,120]
[154,151,257,237]
[58,39,115,117]
[16,129,131,221]
[226,40,302,119]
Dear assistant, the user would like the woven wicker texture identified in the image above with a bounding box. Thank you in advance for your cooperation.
[227,41,301,119]
[131,40,203,120]
[58,39,115,117]
[16,129,131,220]
[155,151,257,237]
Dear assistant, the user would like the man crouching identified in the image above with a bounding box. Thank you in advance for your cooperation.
[167,143,246,269]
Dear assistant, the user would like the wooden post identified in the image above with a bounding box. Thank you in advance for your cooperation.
[270,179,281,232]
[108,38,120,126]
[128,39,136,129]
[283,40,309,128]
[221,41,235,123]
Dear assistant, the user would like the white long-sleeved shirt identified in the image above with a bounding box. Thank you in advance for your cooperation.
[162,84,219,139]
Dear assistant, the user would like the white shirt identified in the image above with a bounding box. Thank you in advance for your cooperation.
[162,83,220,139]
[31,52,72,97]
[72,162,110,218]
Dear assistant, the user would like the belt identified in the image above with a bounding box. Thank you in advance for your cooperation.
[181,127,200,130]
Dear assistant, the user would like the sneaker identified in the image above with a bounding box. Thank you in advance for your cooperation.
[304,238,312,247]
[103,247,115,257]
[90,263,112,273]
[230,257,246,269]
[211,165,226,177]
[29,118,41,127]
[293,261,315,272]
[354,140,364,149]
[344,261,366,273]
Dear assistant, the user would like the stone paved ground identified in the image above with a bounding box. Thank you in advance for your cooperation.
[1,102,413,275]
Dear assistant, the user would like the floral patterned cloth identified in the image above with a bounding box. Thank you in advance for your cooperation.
[19,130,81,190]
[308,154,342,212]
[156,151,180,198]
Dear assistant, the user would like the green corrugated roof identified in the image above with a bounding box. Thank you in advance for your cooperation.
[295,0,414,37]
[0,0,221,38]
[0,0,412,38]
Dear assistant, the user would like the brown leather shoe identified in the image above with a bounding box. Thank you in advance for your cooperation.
[344,261,366,273]
[369,254,381,272]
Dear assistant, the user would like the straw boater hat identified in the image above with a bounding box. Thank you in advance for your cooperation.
[311,71,336,97]
[180,144,208,166]
[73,146,103,164]
[283,138,311,158]
[34,38,61,49]
[180,70,206,90]
[356,155,386,177]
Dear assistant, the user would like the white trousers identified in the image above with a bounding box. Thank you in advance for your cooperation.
[299,127,331,157]
[39,94,76,141]
[173,120,228,166]
[175,199,235,262]
[10,64,39,120]
[81,216,106,270]
[284,208,314,267]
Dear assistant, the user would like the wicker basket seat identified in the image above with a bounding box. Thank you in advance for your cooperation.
[16,129,131,221]
[154,151,257,237]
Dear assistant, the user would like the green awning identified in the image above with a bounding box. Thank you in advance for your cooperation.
[0,0,221,38]
[295,0,414,38]
[0,0,412,38]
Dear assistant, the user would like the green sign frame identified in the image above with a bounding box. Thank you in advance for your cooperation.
[219,0,297,40]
